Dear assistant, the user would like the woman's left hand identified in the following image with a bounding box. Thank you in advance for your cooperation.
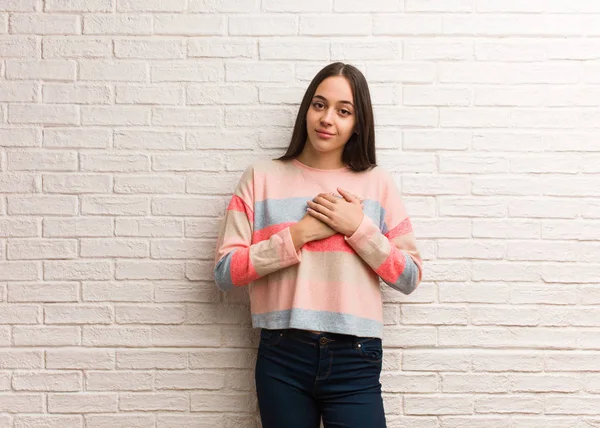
[306,187,364,237]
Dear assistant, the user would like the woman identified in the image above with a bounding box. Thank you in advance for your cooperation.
[214,62,423,428]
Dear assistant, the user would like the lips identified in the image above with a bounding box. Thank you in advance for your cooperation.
[316,129,334,136]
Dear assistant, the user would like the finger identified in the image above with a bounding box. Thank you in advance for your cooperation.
[307,208,332,225]
[338,188,363,204]
[315,193,339,204]
[337,188,360,204]
[312,196,336,210]
[307,200,333,217]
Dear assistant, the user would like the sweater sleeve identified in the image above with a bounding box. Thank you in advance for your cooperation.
[344,171,423,294]
[213,165,302,292]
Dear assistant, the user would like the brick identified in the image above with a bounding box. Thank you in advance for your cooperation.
[14,416,83,428]
[475,395,543,414]
[155,371,226,390]
[151,326,221,347]
[404,395,473,415]
[117,0,186,12]
[13,326,80,346]
[117,350,187,369]
[226,62,293,82]
[404,40,473,60]
[8,283,78,302]
[373,14,442,35]
[191,392,256,412]
[116,218,182,237]
[45,305,113,324]
[80,237,149,258]
[44,260,112,281]
[300,15,370,35]
[230,14,296,36]
[116,305,185,324]
[114,175,185,194]
[80,60,148,82]
[83,281,153,302]
[189,0,259,12]
[45,0,113,12]
[7,150,77,171]
[80,153,149,172]
[8,239,77,260]
[115,261,184,280]
[43,84,112,104]
[86,415,154,428]
[86,371,153,391]
[81,106,150,126]
[43,37,111,59]
[43,217,113,238]
[0,0,36,11]
[263,0,330,12]
[0,394,44,412]
[152,107,221,126]
[0,128,40,148]
[10,14,80,35]
[0,173,37,193]
[83,326,152,347]
[403,86,471,107]
[187,85,258,105]
[84,14,152,35]
[151,239,213,259]
[152,196,225,216]
[13,371,82,391]
[82,196,149,215]
[261,38,329,60]
[119,392,188,411]
[152,61,223,82]
[368,62,436,83]
[331,39,401,60]
[154,14,225,36]
[116,85,183,105]
[187,37,254,58]
[115,38,184,59]
[48,393,117,413]
[7,195,77,215]
[44,128,110,148]
[0,36,38,57]
[43,173,111,194]
[8,104,78,125]
[46,349,114,369]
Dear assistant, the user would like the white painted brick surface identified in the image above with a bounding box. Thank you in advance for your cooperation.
[0,2,598,426]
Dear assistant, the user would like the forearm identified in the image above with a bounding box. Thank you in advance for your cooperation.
[345,216,421,294]
[215,227,301,291]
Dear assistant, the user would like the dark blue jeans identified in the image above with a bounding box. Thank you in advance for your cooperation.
[255,328,386,428]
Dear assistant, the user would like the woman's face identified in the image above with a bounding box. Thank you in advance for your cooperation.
[305,76,356,159]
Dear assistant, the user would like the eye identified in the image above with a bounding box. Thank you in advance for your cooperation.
[340,109,352,116]
[312,101,325,109]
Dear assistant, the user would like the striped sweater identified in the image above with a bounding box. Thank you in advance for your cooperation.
[214,158,423,338]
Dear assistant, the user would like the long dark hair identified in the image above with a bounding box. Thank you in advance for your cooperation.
[276,62,376,172]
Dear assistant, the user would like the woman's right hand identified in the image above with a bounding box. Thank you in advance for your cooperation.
[290,194,364,251]
[290,212,337,251]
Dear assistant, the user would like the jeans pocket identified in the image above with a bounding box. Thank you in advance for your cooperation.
[260,328,284,347]
[356,337,383,363]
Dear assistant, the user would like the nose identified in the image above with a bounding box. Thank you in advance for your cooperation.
[320,108,335,126]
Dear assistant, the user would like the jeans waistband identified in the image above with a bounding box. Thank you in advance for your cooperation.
[272,328,379,346]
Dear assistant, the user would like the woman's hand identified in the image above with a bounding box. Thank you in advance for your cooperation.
[306,188,364,237]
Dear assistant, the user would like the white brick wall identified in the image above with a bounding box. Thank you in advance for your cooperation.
[0,1,599,426]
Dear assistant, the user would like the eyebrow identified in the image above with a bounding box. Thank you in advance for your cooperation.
[313,94,354,107]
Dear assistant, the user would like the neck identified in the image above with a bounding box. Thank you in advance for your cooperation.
[297,144,345,170]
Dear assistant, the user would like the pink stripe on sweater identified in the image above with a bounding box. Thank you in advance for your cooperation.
[385,217,413,240]
[253,223,354,253]
[375,246,406,283]
[230,247,259,286]
[227,195,254,224]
